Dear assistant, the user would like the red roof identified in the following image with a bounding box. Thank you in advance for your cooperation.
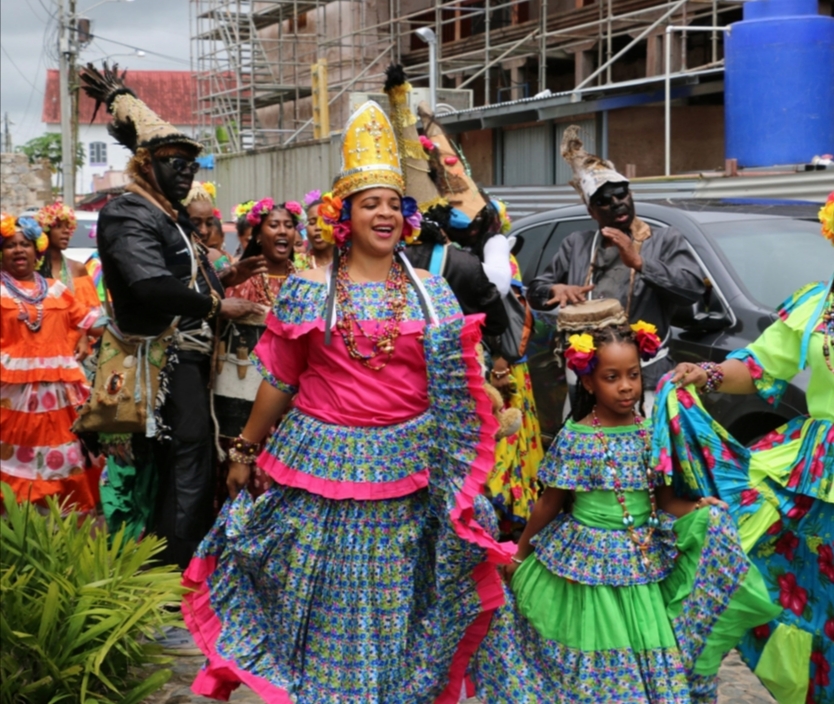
[42,69,198,125]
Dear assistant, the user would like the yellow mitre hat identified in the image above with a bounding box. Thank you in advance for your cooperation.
[333,101,404,200]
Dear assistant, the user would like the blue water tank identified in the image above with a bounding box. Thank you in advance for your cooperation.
[724,0,834,167]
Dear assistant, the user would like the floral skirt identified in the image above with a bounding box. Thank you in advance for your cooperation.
[0,380,99,513]
[485,363,544,528]
[183,484,503,703]
[472,505,779,704]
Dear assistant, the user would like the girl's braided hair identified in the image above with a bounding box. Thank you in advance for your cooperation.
[571,323,646,423]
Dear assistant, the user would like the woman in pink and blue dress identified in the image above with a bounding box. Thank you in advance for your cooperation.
[181,101,512,702]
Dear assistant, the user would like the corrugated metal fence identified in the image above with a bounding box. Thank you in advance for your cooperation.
[198,135,342,218]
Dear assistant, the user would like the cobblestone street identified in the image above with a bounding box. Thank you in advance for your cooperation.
[145,649,775,704]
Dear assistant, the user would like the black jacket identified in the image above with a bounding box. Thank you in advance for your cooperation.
[97,193,222,336]
[405,242,508,339]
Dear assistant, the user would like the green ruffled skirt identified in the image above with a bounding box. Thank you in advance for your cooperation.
[473,491,780,703]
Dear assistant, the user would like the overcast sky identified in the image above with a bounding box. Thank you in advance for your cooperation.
[0,0,190,149]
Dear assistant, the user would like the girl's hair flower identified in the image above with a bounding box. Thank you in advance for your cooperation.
[319,192,344,223]
[630,320,661,361]
[203,181,217,200]
[565,333,597,375]
[213,208,222,220]
[401,197,422,244]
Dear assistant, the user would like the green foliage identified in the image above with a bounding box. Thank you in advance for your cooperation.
[17,133,85,173]
[0,483,185,704]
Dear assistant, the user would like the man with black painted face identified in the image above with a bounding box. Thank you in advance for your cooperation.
[79,64,262,571]
[528,126,704,411]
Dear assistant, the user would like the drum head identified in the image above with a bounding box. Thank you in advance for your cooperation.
[557,298,626,332]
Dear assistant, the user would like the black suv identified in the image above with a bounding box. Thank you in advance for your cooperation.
[511,200,833,446]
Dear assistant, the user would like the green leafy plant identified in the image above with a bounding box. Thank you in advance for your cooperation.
[16,133,85,186]
[0,483,186,704]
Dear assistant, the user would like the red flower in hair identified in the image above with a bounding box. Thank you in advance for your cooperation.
[630,321,661,360]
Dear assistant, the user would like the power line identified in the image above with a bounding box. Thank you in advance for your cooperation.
[71,28,191,66]
[0,45,45,94]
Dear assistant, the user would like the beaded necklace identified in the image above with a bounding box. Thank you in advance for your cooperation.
[1,271,49,333]
[591,406,659,568]
[822,292,834,374]
[335,254,410,371]
[258,260,295,306]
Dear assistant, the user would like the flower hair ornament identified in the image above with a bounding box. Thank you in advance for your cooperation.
[820,191,834,246]
[2,216,49,256]
[246,197,275,226]
[233,200,256,221]
[317,191,421,248]
[491,198,512,235]
[303,189,322,208]
[35,202,77,234]
[284,200,306,226]
[565,333,597,375]
[630,321,662,361]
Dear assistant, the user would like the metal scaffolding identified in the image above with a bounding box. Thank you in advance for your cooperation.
[190,0,738,154]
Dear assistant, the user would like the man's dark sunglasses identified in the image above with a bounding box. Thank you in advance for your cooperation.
[158,156,200,175]
[591,185,630,207]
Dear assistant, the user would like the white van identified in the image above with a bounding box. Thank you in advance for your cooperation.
[63,210,99,264]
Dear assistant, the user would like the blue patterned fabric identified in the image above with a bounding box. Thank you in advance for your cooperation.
[539,420,666,492]
[251,354,298,395]
[272,274,461,327]
[652,372,834,702]
[532,511,678,587]
[262,408,431,485]
[183,274,508,702]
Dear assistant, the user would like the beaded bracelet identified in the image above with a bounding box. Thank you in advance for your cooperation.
[229,435,259,465]
[698,361,725,394]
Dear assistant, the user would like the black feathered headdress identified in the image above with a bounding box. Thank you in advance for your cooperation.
[79,62,202,155]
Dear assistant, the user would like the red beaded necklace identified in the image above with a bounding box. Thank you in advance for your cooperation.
[591,406,659,568]
[335,254,410,371]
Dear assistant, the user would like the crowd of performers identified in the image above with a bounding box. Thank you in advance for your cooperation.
[0,60,832,704]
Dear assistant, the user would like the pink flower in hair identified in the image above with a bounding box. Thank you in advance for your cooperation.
[285,201,303,217]
[332,222,351,247]
[303,189,322,207]
[247,197,275,226]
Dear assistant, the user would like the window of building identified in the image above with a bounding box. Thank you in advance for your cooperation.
[90,141,107,166]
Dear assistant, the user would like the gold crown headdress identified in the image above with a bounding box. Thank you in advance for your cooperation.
[79,62,202,155]
[332,101,404,200]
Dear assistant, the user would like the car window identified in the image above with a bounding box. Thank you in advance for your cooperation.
[534,218,597,279]
[69,220,98,248]
[704,219,834,309]
[512,222,554,283]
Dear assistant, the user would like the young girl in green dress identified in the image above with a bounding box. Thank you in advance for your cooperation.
[473,309,780,703]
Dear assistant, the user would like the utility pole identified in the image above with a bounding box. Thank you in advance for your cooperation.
[58,0,77,204]
[3,113,12,153]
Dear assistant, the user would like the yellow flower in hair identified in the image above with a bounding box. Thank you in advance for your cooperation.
[568,333,596,355]
[203,181,217,201]
[35,233,49,253]
[630,320,657,336]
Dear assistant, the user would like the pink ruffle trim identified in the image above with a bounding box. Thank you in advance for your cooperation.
[265,312,427,340]
[433,561,505,703]
[449,315,516,564]
[182,555,295,703]
[258,454,430,500]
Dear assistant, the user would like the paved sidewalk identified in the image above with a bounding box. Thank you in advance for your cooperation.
[144,649,775,703]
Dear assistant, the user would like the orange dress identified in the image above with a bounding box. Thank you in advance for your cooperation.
[0,276,100,511]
